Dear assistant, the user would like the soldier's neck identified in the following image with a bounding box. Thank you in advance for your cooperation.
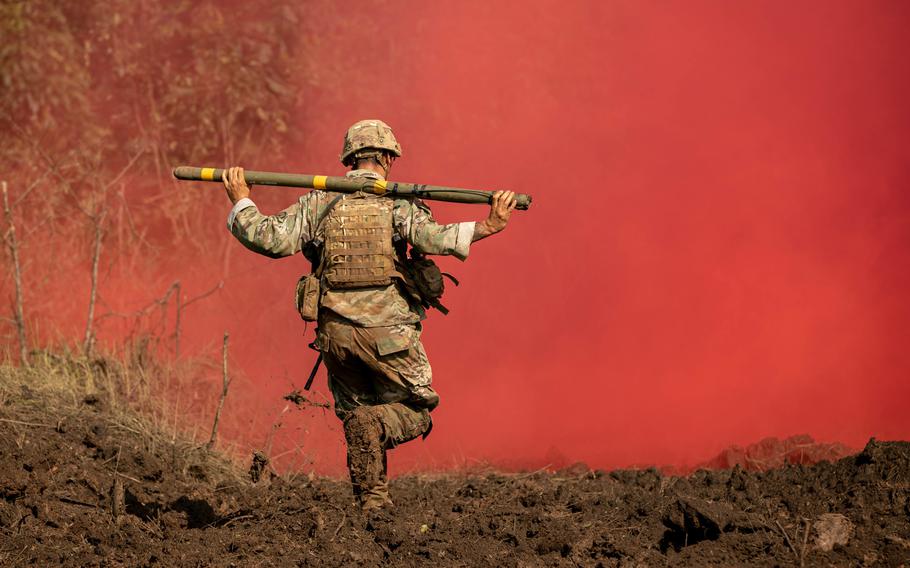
[351,162,388,180]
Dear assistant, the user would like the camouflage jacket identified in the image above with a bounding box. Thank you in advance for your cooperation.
[228,170,475,327]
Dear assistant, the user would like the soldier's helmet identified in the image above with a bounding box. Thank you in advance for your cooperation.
[340,119,402,166]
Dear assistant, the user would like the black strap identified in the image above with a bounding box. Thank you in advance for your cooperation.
[317,193,345,227]
[428,298,449,315]
[304,351,322,391]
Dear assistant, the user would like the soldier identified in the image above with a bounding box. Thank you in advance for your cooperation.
[222,119,516,510]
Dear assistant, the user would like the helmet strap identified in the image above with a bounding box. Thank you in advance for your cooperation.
[353,151,393,178]
[379,153,393,177]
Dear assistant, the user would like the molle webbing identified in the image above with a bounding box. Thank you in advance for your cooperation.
[322,195,397,289]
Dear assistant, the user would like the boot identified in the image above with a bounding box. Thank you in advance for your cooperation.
[344,407,393,510]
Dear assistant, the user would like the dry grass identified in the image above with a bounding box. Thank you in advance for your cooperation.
[0,345,244,487]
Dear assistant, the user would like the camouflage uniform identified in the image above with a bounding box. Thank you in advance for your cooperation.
[228,169,475,508]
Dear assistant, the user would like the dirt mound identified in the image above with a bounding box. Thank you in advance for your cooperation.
[693,434,856,472]
[1,377,908,566]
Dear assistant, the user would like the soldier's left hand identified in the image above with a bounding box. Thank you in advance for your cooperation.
[486,190,516,233]
[222,166,251,204]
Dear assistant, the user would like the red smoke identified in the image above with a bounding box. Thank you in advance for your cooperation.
[183,0,910,474]
[30,1,910,475]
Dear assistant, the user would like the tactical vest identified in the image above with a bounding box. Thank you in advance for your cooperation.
[321,194,399,289]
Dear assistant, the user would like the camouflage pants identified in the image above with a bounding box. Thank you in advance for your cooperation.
[317,317,437,509]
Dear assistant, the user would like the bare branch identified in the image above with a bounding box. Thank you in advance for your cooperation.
[83,208,107,354]
[173,281,182,358]
[23,137,95,219]
[94,280,180,324]
[776,520,800,563]
[116,188,151,250]
[799,518,810,567]
[103,147,146,191]
[12,172,50,209]
[0,418,52,428]
[2,181,28,364]
[182,280,224,309]
[207,332,232,450]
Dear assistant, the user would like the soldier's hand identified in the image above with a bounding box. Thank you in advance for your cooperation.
[485,190,516,233]
[222,166,251,204]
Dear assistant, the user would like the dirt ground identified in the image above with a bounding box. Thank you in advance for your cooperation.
[1,387,908,567]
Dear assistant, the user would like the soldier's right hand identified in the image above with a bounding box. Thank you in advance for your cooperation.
[486,190,516,232]
[471,190,516,242]
[222,166,251,204]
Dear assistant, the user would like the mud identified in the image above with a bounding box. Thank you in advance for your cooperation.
[1,393,908,566]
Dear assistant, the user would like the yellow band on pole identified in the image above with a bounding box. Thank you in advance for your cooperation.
[374,180,387,194]
[313,175,327,190]
[200,168,216,181]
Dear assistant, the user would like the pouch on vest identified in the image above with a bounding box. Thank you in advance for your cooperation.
[410,257,446,302]
[295,274,320,322]
[397,249,459,315]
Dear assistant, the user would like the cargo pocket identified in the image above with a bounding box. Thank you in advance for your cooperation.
[372,325,414,357]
